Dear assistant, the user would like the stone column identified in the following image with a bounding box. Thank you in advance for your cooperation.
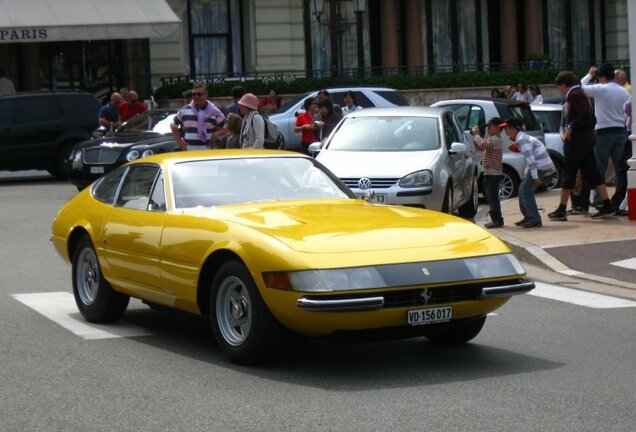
[524,0,543,57]
[380,0,399,74]
[19,44,41,91]
[500,0,518,70]
[404,0,423,75]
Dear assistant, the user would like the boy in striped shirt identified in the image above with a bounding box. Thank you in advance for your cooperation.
[501,117,555,228]
[471,117,504,228]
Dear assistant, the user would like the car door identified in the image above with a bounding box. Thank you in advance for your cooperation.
[442,112,472,206]
[101,164,166,297]
[12,96,64,167]
[0,99,15,169]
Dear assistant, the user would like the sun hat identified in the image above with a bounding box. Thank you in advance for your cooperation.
[238,93,258,110]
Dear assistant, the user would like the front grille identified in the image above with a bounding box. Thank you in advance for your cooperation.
[302,282,491,309]
[340,178,399,189]
[83,147,121,164]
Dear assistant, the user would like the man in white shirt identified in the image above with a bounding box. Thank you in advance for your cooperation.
[580,63,629,208]
[0,69,16,95]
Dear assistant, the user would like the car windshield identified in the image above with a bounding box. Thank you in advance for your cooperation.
[533,110,562,134]
[119,111,176,134]
[274,93,309,114]
[171,156,353,208]
[327,116,440,152]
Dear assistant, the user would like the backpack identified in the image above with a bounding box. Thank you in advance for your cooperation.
[251,113,284,149]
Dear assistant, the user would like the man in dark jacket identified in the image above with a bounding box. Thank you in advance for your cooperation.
[548,71,616,220]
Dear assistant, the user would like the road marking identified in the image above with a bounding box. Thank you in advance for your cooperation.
[528,282,636,309]
[610,257,636,270]
[11,292,153,340]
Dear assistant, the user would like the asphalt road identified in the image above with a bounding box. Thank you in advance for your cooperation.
[1,173,635,432]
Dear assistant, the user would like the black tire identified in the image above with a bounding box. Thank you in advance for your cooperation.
[424,316,486,345]
[72,236,129,323]
[458,174,479,218]
[499,166,520,200]
[48,144,74,180]
[210,259,284,365]
[441,183,453,214]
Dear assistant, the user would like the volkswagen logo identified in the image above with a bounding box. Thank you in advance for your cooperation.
[358,177,371,190]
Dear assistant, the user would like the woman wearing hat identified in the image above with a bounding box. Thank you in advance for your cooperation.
[238,93,265,149]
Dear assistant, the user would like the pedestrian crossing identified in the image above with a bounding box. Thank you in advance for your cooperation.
[10,284,636,340]
[610,257,636,270]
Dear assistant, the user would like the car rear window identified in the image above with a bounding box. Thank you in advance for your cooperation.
[533,110,562,134]
[375,90,409,106]
[495,102,541,131]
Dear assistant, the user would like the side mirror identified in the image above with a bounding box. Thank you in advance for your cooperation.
[449,142,467,154]
[92,126,107,139]
[308,141,322,156]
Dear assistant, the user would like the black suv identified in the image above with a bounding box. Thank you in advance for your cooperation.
[0,91,100,178]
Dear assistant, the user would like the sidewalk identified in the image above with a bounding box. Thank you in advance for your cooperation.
[477,188,636,290]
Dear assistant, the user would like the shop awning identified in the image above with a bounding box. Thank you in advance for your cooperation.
[0,0,180,43]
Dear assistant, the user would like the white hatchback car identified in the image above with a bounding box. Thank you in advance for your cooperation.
[312,106,479,217]
[530,103,566,189]
[269,87,409,151]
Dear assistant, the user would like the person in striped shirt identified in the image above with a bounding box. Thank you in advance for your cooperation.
[170,82,226,151]
[471,117,504,228]
[501,117,555,228]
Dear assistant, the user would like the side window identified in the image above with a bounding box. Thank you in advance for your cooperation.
[445,104,470,129]
[93,166,126,204]
[16,97,62,125]
[116,165,160,211]
[442,114,457,148]
[353,91,373,107]
[0,100,12,128]
[148,174,166,212]
[468,106,486,129]
[58,95,100,125]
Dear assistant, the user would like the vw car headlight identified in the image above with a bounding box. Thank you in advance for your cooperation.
[399,170,433,188]
[125,150,140,161]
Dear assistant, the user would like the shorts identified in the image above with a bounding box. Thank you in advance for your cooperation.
[562,141,603,190]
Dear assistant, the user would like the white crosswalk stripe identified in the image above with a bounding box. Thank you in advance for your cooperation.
[11,292,153,340]
[528,282,636,309]
[610,257,636,270]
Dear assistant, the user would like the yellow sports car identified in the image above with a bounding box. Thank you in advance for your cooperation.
[51,150,534,364]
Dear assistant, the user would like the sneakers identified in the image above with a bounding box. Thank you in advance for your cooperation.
[591,203,616,219]
[485,221,504,229]
[616,209,629,217]
[514,218,527,226]
[548,208,567,221]
[520,220,542,228]
[567,206,589,215]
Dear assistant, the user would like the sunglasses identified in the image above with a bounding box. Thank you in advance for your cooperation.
[192,92,206,97]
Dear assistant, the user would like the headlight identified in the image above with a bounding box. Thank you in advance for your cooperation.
[263,254,525,292]
[71,150,83,169]
[399,169,433,188]
[125,150,140,161]
[141,149,154,158]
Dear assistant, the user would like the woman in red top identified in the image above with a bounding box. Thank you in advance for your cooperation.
[294,97,318,154]
[257,88,281,115]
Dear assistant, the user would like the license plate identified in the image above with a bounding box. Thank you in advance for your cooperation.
[356,193,387,204]
[90,166,105,174]
[407,306,452,326]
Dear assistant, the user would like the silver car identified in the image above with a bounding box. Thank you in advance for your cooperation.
[269,87,409,151]
[313,106,479,217]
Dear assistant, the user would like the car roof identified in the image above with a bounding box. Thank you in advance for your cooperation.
[434,97,530,107]
[338,106,448,117]
[0,90,96,100]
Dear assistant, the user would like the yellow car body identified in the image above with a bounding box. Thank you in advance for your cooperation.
[52,150,533,363]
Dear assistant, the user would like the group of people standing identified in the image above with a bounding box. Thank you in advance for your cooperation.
[98,87,148,131]
[492,81,544,105]
[294,89,361,154]
[169,82,282,151]
[477,63,631,230]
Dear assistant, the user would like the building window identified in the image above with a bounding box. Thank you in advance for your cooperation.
[187,0,242,77]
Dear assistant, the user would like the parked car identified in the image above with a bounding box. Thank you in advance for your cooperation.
[530,103,566,189]
[0,91,100,178]
[65,109,180,189]
[311,106,480,217]
[51,149,534,365]
[432,98,545,199]
[269,87,409,150]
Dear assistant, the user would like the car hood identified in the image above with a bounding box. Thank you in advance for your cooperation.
[210,200,489,254]
[317,150,439,178]
[75,132,170,149]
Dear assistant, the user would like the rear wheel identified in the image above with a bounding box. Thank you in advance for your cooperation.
[424,316,486,345]
[210,259,284,365]
[48,144,74,180]
[72,236,129,322]
[499,166,520,200]
[545,156,563,190]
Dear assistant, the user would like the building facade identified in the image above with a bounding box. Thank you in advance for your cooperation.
[0,0,630,98]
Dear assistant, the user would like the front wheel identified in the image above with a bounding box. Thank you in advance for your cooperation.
[210,259,284,365]
[424,316,486,345]
[458,174,479,218]
[72,236,129,322]
[499,166,520,200]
